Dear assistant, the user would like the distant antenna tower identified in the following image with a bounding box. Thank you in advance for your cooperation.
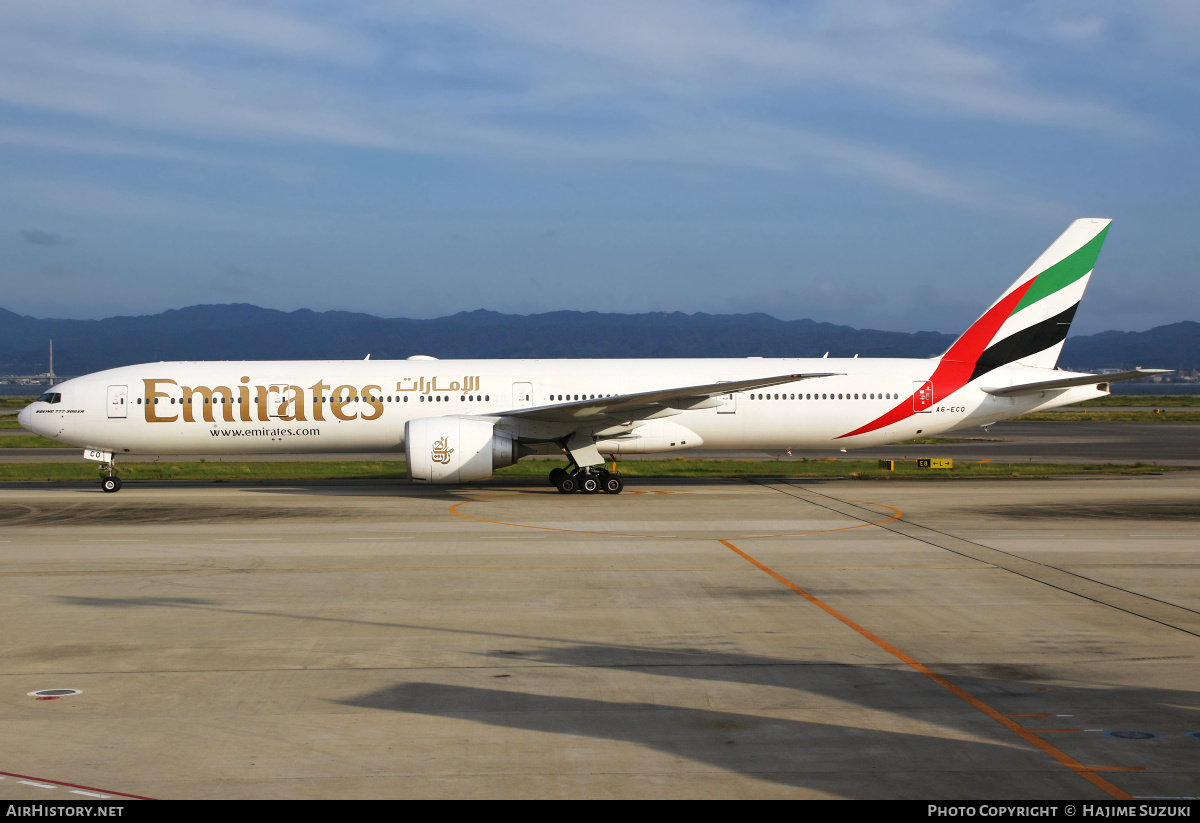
[48,339,54,380]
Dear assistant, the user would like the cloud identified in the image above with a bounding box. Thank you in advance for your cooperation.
[20,228,65,246]
[0,0,373,64]
[0,0,1191,221]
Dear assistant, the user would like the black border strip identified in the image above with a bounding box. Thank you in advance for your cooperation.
[970,302,1079,381]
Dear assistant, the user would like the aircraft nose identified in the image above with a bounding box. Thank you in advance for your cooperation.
[16,405,32,431]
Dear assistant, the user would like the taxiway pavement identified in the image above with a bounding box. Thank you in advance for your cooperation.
[0,474,1197,799]
[1,421,1198,466]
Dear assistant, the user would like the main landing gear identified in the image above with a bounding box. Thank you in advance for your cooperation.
[548,466,623,495]
[100,460,122,493]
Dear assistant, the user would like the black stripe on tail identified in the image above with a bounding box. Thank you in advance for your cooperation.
[969,303,1079,381]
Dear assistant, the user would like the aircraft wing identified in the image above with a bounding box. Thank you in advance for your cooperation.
[982,369,1172,397]
[495,372,839,424]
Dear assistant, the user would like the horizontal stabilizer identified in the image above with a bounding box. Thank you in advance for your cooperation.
[498,372,840,424]
[982,369,1172,397]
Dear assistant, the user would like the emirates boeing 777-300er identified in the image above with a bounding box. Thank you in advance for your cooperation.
[17,219,1166,494]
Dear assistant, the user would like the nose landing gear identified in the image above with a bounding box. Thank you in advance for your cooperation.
[99,460,122,493]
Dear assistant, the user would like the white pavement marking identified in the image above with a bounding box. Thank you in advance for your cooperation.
[18,781,55,788]
[479,536,544,540]
[214,538,280,542]
[70,790,111,798]
[348,537,413,541]
[81,540,147,543]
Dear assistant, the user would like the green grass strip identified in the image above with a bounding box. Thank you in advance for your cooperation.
[1014,411,1200,422]
[0,434,74,447]
[1077,395,1200,407]
[0,458,1181,484]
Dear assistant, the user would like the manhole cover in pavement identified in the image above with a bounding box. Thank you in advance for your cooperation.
[1104,730,1157,740]
[28,689,81,698]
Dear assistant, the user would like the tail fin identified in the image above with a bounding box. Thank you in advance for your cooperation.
[942,218,1110,380]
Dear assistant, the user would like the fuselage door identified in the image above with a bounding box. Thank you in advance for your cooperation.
[717,382,737,413]
[266,382,297,418]
[512,382,533,409]
[913,380,933,413]
[107,385,128,418]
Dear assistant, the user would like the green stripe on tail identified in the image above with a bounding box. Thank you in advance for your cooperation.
[1012,224,1109,314]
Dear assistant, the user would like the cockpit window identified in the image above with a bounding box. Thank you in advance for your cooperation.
[36,392,62,404]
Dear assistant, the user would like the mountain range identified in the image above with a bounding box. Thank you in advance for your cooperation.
[0,304,1195,375]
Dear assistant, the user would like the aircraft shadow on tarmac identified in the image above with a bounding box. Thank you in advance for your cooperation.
[333,646,1199,798]
[56,593,1198,797]
[244,475,843,500]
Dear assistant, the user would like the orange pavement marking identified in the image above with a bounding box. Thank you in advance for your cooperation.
[716,538,1134,800]
[448,487,1134,798]
[450,493,902,541]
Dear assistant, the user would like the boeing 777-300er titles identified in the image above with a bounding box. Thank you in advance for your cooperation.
[17,218,1168,494]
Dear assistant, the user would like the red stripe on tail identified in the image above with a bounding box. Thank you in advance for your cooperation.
[837,280,1034,439]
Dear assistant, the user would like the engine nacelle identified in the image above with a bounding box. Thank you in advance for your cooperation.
[405,417,517,483]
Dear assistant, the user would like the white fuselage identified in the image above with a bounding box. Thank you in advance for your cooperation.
[19,358,1104,458]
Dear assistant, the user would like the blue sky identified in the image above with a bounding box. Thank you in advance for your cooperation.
[2,1,1198,334]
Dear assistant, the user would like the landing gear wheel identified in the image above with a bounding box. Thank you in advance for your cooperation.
[101,476,122,493]
[578,473,601,494]
[601,474,624,494]
[549,467,568,487]
[555,474,578,494]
